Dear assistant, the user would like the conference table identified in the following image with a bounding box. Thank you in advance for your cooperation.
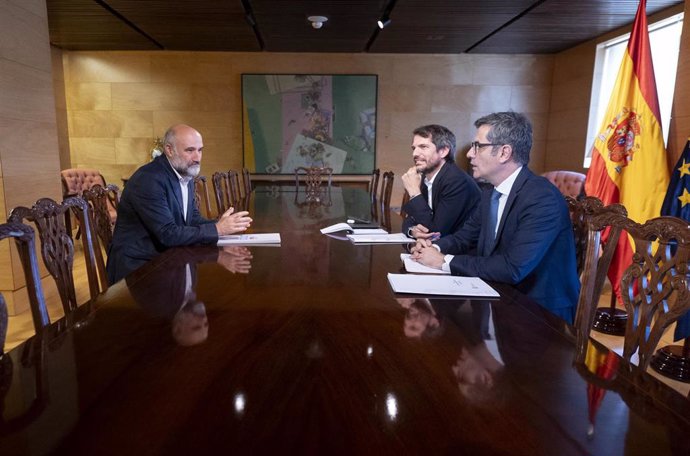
[1,188,690,455]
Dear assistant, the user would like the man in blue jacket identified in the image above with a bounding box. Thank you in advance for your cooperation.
[401,124,480,240]
[106,124,252,283]
[411,112,579,323]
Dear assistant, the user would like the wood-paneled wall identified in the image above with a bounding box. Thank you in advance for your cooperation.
[60,51,555,202]
[0,0,61,314]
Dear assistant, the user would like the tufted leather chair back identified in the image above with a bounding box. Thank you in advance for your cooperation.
[541,170,586,199]
[60,169,107,198]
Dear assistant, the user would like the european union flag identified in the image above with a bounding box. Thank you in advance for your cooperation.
[661,138,690,341]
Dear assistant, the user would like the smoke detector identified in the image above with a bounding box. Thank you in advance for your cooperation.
[308,16,328,29]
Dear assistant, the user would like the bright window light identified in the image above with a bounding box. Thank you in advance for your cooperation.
[584,13,683,168]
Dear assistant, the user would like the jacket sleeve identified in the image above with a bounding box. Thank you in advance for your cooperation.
[127,173,218,248]
[448,187,565,284]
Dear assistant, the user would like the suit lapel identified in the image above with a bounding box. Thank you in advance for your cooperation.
[158,156,186,223]
[493,167,531,246]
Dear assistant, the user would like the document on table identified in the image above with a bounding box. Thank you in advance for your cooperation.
[320,222,387,235]
[387,273,499,298]
[400,254,449,275]
[346,233,415,244]
[217,233,281,246]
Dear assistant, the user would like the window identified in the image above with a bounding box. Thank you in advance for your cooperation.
[584,13,683,167]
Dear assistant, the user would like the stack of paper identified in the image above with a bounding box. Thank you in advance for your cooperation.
[320,223,387,235]
[400,254,449,274]
[217,233,281,246]
[387,273,499,298]
[346,233,414,244]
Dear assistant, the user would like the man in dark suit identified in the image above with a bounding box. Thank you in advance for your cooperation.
[401,124,480,239]
[411,112,579,323]
[106,124,253,283]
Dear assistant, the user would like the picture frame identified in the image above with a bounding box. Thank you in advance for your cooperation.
[241,74,378,175]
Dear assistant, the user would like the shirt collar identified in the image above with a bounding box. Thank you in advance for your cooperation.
[424,161,445,186]
[495,166,523,196]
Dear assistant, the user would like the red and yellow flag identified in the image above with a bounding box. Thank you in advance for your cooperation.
[585,0,669,302]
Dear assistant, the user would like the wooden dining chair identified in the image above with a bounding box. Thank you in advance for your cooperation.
[399,190,411,217]
[294,167,333,202]
[574,203,627,343]
[566,196,605,276]
[8,197,105,314]
[0,222,50,333]
[368,168,380,203]
[82,183,120,253]
[379,171,394,208]
[193,175,213,218]
[212,171,231,214]
[241,168,252,198]
[228,169,242,203]
[617,216,690,370]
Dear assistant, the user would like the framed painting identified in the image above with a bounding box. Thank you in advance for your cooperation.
[242,74,377,175]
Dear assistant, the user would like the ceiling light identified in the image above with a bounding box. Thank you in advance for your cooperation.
[308,15,328,29]
[377,17,391,29]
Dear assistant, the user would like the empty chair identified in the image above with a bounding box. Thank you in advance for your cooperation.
[294,167,333,202]
[368,169,380,203]
[0,222,49,333]
[620,216,690,370]
[82,183,120,252]
[60,168,115,236]
[228,170,242,203]
[574,202,627,342]
[193,176,213,218]
[542,170,586,199]
[379,171,394,208]
[241,168,252,198]
[9,197,106,314]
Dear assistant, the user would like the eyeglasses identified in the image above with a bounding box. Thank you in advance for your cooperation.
[469,142,501,153]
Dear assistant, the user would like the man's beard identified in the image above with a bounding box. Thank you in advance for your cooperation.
[175,162,201,177]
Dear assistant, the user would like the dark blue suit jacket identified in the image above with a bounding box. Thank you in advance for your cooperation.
[402,162,480,237]
[106,156,217,283]
[436,167,580,320]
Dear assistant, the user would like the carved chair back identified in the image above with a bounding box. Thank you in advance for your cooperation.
[618,216,690,370]
[193,176,213,218]
[82,184,119,252]
[212,171,231,215]
[241,168,252,198]
[294,167,333,202]
[8,198,104,314]
[228,170,242,204]
[0,223,50,333]
[369,169,380,202]
[379,171,394,208]
[574,203,628,342]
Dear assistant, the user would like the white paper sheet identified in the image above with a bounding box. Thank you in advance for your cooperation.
[346,233,414,244]
[387,273,499,297]
[399,254,449,275]
[217,233,281,245]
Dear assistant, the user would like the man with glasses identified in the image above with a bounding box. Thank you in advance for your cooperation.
[411,112,579,324]
[401,124,480,240]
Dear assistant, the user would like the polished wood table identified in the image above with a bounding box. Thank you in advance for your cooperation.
[2,189,690,455]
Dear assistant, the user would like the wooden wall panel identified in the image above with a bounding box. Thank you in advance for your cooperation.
[61,50,555,202]
[0,0,61,314]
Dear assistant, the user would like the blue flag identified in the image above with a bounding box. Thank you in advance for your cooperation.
[661,138,690,341]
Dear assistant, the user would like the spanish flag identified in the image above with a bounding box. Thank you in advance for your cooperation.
[585,0,670,303]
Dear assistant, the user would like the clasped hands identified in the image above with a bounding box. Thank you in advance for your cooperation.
[410,238,445,270]
[216,207,252,235]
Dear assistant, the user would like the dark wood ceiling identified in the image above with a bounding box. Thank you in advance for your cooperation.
[46,0,683,54]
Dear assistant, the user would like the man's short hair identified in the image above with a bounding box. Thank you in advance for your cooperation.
[162,126,177,150]
[413,124,456,163]
[474,112,532,165]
